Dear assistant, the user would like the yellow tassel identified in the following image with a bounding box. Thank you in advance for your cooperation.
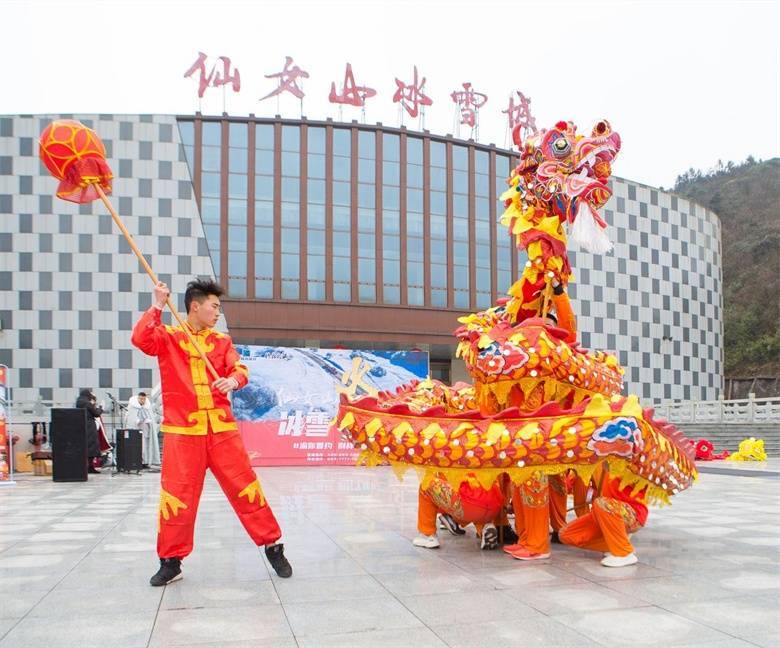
[365,418,383,438]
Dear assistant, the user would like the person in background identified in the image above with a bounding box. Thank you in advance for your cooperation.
[125,391,161,469]
[75,388,103,473]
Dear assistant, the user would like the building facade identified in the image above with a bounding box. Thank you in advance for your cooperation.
[0,114,724,404]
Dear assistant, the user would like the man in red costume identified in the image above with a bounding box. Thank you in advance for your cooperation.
[133,279,292,586]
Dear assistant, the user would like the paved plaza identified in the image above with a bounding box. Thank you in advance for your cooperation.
[1,461,778,647]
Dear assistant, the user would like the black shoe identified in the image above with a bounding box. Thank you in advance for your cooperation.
[264,543,292,578]
[150,558,182,586]
[480,523,499,550]
[438,513,466,536]
[499,525,519,545]
[551,531,562,544]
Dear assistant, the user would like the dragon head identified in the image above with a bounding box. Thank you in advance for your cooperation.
[510,120,621,254]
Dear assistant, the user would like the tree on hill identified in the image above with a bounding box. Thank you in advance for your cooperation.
[673,157,780,379]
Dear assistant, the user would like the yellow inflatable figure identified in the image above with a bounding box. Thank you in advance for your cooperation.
[726,437,767,462]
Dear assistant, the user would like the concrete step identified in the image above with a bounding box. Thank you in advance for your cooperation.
[675,423,780,456]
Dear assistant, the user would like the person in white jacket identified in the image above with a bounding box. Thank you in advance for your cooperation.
[125,392,161,469]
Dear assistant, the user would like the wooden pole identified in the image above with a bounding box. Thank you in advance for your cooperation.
[94,185,220,381]
[540,277,554,320]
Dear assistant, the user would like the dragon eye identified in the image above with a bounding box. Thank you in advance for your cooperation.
[552,138,570,157]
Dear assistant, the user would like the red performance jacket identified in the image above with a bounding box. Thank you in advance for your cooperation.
[131,307,249,435]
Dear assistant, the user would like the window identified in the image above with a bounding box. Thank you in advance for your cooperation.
[452,145,469,309]
[280,125,300,299]
[357,129,375,303]
[227,124,248,298]
[332,132,352,301]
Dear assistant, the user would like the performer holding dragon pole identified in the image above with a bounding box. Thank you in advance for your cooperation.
[37,120,293,585]
[133,280,293,585]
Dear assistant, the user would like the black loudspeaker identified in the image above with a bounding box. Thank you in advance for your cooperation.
[51,408,88,482]
[115,429,143,473]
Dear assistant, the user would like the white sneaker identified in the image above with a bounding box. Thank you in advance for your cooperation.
[412,534,440,549]
[480,523,498,550]
[601,552,638,567]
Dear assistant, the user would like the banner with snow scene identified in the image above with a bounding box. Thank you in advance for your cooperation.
[233,346,429,466]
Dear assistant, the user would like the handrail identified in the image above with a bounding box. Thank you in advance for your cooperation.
[654,395,780,424]
[10,396,780,424]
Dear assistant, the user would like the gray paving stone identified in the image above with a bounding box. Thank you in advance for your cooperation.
[1,465,778,647]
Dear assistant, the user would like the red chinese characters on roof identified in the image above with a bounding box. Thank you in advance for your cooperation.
[261,56,310,101]
[503,91,538,135]
[450,82,488,127]
[392,66,433,118]
[184,52,241,99]
[329,63,377,107]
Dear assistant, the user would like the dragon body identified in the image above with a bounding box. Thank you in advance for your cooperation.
[335,120,696,510]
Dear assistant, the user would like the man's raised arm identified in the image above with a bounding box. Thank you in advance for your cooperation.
[131,281,171,357]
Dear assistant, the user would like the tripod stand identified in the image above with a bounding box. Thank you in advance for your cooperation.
[106,393,128,475]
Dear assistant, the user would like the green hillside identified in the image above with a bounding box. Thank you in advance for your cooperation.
[672,158,780,377]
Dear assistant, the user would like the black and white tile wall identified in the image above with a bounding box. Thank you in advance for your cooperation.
[0,114,219,403]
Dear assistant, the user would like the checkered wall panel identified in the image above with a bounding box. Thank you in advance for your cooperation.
[0,114,218,403]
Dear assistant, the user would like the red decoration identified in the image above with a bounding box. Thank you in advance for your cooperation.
[458,481,504,524]
[261,56,309,101]
[694,439,730,461]
[184,51,241,99]
[329,63,377,107]
[38,120,113,204]
[450,82,488,127]
[392,66,433,118]
[503,91,538,137]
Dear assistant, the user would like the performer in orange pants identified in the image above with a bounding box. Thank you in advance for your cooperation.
[503,282,577,561]
[572,462,605,517]
[503,472,551,560]
[548,474,568,541]
[133,279,292,585]
[559,472,648,567]
[413,475,505,549]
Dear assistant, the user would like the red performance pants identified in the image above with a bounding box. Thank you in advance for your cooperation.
[157,429,282,559]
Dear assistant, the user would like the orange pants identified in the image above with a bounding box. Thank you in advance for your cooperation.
[572,464,605,518]
[572,475,591,517]
[511,472,550,554]
[417,488,442,535]
[559,496,641,557]
[549,474,568,532]
[158,429,282,559]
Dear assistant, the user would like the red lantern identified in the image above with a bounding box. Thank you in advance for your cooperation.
[39,120,113,204]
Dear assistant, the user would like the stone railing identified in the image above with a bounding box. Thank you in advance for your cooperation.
[654,395,780,424]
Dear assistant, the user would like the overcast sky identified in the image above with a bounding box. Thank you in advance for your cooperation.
[1,0,778,188]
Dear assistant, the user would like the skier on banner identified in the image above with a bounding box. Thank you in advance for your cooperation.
[132,279,293,585]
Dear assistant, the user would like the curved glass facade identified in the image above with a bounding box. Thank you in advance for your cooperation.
[179,117,518,310]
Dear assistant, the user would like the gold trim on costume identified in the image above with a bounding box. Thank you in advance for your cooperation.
[238,479,266,507]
